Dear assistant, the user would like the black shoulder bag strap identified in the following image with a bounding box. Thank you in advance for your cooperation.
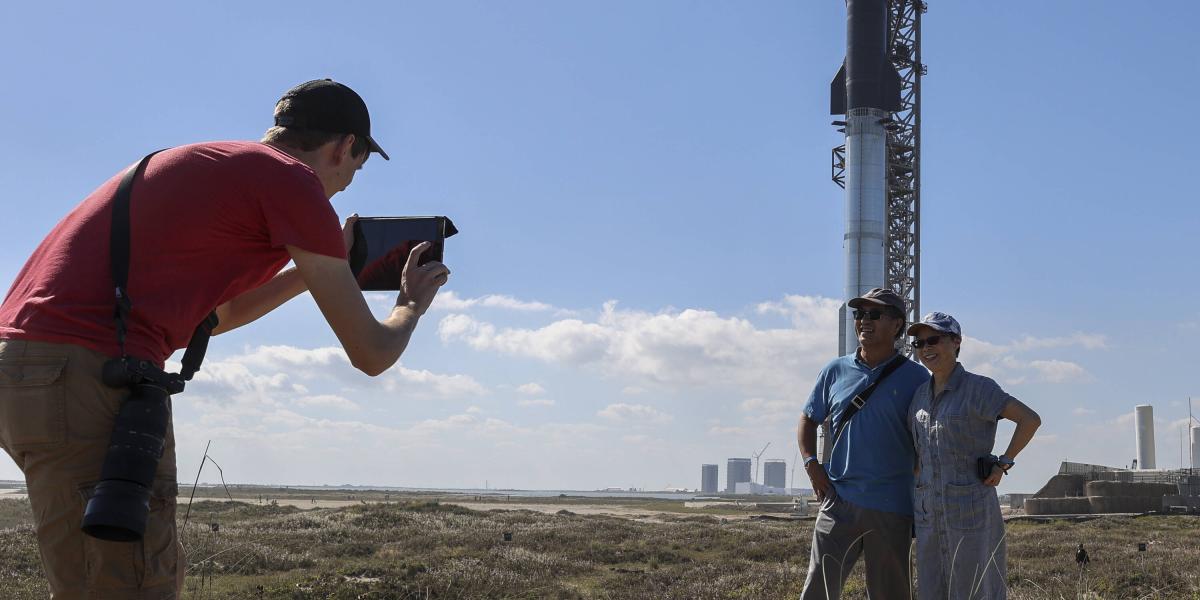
[830,354,907,444]
[110,151,219,389]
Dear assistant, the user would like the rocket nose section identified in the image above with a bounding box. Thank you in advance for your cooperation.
[831,61,847,115]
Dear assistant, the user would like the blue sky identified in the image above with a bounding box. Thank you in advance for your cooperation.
[2,1,1198,494]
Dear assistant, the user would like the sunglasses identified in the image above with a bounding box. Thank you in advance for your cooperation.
[910,334,954,349]
[852,309,897,321]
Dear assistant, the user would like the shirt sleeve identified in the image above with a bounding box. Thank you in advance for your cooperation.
[803,365,832,423]
[972,376,1015,422]
[258,166,346,259]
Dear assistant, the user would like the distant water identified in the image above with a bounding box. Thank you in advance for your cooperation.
[283,485,699,501]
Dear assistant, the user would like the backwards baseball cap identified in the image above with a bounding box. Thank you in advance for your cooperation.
[907,312,962,337]
[274,79,389,160]
[847,287,906,316]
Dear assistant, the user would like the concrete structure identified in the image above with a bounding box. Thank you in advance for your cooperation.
[1135,405,1155,469]
[1006,493,1031,510]
[700,464,719,494]
[726,458,752,493]
[764,460,787,490]
[1024,461,1200,515]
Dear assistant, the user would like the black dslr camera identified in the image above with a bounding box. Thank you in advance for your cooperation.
[80,358,184,542]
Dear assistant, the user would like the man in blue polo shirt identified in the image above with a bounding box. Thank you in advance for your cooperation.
[797,288,929,599]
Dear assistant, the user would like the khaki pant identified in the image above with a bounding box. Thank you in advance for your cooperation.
[0,339,182,599]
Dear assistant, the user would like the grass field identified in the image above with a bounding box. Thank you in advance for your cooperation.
[0,493,1197,599]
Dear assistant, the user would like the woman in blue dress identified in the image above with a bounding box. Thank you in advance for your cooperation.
[907,312,1042,600]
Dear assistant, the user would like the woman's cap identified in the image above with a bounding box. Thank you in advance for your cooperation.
[907,311,961,337]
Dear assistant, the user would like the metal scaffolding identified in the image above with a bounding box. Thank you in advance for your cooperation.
[833,0,926,333]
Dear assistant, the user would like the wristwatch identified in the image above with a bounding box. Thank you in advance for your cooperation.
[803,455,819,468]
[997,455,1015,473]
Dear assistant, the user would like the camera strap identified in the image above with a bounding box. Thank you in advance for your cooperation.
[830,354,906,445]
[110,151,219,389]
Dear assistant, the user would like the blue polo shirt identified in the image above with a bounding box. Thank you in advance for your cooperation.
[804,352,929,515]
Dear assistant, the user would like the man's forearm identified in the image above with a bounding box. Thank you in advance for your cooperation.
[797,414,819,460]
[212,267,306,334]
[374,303,422,371]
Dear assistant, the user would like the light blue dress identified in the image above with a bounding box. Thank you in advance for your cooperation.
[910,363,1013,600]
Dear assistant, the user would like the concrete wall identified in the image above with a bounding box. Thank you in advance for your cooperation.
[1033,474,1086,498]
[1025,497,1092,515]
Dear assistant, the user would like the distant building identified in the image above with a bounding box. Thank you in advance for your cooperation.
[764,460,787,490]
[735,482,788,495]
[701,464,719,494]
[727,458,752,493]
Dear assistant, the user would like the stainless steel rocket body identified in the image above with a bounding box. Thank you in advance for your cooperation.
[841,107,889,354]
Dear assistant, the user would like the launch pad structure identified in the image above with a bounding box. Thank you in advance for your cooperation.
[832,0,926,353]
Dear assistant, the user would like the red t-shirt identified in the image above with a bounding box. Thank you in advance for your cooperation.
[0,141,345,364]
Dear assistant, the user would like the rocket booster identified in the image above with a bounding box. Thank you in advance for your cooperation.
[832,0,902,356]
[831,0,902,115]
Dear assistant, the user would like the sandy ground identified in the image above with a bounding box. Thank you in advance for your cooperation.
[7,487,777,523]
[442,501,715,522]
[177,495,745,522]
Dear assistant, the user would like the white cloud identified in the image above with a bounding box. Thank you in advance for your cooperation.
[439,296,840,395]
[966,334,1101,386]
[151,294,1113,492]
[1072,407,1096,416]
[1009,333,1109,351]
[708,426,750,436]
[183,345,487,439]
[294,394,359,410]
[597,403,673,424]
[432,290,558,313]
[738,397,803,427]
[517,382,546,395]
[1028,360,1090,384]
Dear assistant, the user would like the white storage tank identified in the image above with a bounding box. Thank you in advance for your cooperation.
[1135,405,1155,470]
[1191,426,1200,470]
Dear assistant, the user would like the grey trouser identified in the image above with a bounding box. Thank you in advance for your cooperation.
[800,495,914,600]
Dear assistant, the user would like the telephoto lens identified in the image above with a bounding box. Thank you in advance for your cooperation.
[81,383,171,541]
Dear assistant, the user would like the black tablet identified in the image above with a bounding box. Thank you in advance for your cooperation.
[348,216,458,291]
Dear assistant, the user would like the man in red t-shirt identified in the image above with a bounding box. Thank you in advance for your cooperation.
[0,79,449,598]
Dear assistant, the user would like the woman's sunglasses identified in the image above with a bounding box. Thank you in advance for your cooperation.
[910,334,953,349]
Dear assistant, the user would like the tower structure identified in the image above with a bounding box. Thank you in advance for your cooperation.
[701,464,719,494]
[726,458,752,493]
[764,460,787,490]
